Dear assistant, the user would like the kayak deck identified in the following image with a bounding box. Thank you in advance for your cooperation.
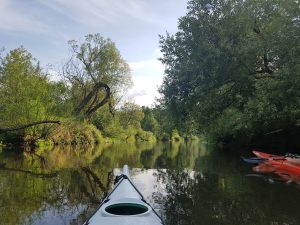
[83,166,163,225]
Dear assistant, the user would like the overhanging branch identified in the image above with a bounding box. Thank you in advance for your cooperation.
[0,120,60,134]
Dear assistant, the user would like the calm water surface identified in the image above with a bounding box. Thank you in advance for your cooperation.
[0,141,299,225]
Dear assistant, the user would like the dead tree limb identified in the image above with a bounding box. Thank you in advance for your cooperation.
[74,82,111,118]
[0,120,60,134]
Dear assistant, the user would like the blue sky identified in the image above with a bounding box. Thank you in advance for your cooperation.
[0,0,188,106]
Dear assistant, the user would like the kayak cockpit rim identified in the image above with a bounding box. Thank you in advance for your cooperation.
[101,197,154,217]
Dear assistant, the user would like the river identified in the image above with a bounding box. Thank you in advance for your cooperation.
[0,140,299,225]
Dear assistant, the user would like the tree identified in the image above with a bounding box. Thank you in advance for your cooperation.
[159,0,300,142]
[63,34,132,119]
[91,102,145,140]
[141,107,160,136]
[118,102,144,130]
[0,47,60,142]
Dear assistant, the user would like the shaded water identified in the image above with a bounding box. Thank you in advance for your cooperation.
[0,141,300,225]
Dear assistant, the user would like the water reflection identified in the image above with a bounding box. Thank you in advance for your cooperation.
[0,145,111,225]
[153,169,300,225]
[252,162,300,186]
[0,141,299,225]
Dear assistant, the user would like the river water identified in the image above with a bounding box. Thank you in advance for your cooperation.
[0,141,299,225]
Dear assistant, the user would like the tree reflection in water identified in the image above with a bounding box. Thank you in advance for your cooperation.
[0,146,113,225]
[0,141,163,225]
[153,168,300,225]
[1,141,300,225]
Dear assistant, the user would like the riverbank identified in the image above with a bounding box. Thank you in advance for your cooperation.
[0,120,200,150]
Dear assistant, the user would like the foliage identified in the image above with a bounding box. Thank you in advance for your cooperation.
[0,47,62,143]
[159,0,300,143]
[47,81,73,117]
[0,34,153,146]
[141,106,197,141]
[135,129,156,142]
[63,33,132,118]
[92,102,153,142]
[118,102,144,130]
[50,121,104,145]
[141,106,160,136]
[171,129,181,141]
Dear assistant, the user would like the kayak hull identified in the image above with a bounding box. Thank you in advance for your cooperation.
[265,159,300,174]
[252,150,284,159]
[83,166,163,225]
[253,150,300,164]
[253,161,300,184]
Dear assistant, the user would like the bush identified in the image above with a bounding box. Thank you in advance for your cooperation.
[50,121,103,145]
[135,130,156,142]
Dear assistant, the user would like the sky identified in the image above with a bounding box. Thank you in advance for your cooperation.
[0,0,188,106]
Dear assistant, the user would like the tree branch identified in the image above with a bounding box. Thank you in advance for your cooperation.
[0,120,60,134]
[85,83,111,117]
[74,82,110,116]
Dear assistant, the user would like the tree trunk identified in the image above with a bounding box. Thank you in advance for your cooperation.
[74,81,111,118]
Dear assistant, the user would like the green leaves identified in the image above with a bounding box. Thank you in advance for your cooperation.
[159,0,300,142]
[0,48,48,125]
[0,48,65,142]
[141,107,160,136]
[65,34,132,118]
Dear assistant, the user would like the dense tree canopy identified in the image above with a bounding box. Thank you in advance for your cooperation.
[0,48,61,142]
[159,0,300,142]
[141,107,160,136]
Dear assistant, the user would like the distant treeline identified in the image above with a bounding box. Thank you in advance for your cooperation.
[158,0,300,146]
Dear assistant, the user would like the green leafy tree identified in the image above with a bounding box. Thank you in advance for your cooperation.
[63,34,132,119]
[92,102,145,141]
[141,107,160,136]
[159,0,300,142]
[118,102,144,130]
[0,47,59,142]
[47,81,73,117]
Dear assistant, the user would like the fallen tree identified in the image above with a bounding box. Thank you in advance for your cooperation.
[0,120,60,134]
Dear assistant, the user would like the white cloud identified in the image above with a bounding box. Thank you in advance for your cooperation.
[130,60,164,73]
[128,57,165,106]
[36,0,161,27]
[129,90,147,97]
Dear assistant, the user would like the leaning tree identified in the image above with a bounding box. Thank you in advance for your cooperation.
[63,34,132,119]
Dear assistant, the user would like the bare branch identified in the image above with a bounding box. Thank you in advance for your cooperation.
[0,120,60,134]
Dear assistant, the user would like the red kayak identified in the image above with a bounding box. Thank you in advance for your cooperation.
[250,150,300,185]
[252,150,284,160]
[251,160,300,174]
[265,159,300,173]
[252,150,300,164]
[253,163,300,185]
